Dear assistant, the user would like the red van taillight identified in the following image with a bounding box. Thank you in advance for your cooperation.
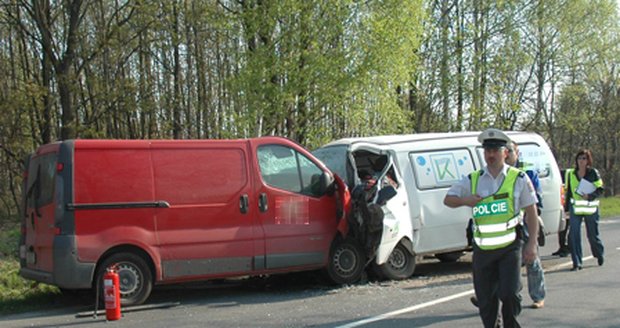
[560,184,565,207]
[57,163,64,172]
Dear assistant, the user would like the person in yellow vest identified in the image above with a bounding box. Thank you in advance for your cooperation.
[444,129,538,328]
[564,149,604,271]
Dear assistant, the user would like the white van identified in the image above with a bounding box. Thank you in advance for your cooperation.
[313,131,563,279]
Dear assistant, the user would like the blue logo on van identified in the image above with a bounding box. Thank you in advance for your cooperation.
[416,156,426,166]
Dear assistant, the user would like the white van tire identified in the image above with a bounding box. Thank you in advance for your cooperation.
[435,251,464,263]
[326,238,365,284]
[375,243,416,280]
[96,252,153,306]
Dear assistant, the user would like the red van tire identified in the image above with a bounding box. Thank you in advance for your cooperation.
[96,252,153,306]
[325,238,365,285]
[374,243,416,280]
[59,288,93,302]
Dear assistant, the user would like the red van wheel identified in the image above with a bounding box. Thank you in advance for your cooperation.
[96,252,153,306]
[326,238,365,284]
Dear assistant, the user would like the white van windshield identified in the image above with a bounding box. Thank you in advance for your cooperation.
[312,145,348,184]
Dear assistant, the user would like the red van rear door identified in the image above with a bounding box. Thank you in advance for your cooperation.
[23,144,60,273]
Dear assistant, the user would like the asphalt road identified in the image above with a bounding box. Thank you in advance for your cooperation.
[2,217,619,328]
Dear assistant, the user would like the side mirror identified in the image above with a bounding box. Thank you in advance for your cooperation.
[312,171,334,196]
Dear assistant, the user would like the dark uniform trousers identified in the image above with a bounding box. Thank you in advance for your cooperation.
[473,239,523,328]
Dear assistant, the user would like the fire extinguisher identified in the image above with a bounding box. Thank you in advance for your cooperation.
[103,265,121,321]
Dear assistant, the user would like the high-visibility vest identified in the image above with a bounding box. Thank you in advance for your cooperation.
[566,168,602,215]
[470,167,521,250]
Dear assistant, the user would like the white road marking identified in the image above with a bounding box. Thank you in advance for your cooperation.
[336,256,595,328]
[547,255,593,270]
[334,290,474,328]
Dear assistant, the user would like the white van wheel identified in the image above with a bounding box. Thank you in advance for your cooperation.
[375,243,416,280]
[435,251,464,263]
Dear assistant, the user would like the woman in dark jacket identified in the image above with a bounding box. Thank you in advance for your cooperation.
[564,149,605,271]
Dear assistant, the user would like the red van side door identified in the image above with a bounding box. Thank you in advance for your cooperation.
[151,140,258,280]
[249,138,339,270]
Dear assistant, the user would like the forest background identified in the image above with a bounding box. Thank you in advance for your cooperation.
[1,0,619,228]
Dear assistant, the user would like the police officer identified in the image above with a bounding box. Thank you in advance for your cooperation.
[565,148,604,270]
[444,128,538,328]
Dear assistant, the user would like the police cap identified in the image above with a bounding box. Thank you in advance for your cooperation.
[478,128,511,149]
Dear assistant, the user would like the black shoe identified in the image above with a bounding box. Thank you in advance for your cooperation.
[553,249,569,257]
[597,257,604,266]
[570,265,582,271]
[470,296,479,308]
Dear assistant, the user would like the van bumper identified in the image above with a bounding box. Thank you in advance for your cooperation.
[19,236,95,289]
[53,235,96,289]
[19,267,53,284]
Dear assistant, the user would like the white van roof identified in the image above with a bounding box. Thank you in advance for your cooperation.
[323,131,537,148]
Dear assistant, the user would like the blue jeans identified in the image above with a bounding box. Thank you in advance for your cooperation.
[568,208,605,268]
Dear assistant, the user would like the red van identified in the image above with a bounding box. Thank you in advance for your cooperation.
[19,137,363,305]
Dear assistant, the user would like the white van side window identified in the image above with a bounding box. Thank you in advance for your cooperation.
[516,144,552,178]
[476,143,551,178]
[409,149,475,189]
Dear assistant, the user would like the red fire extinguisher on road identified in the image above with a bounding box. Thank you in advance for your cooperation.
[103,266,121,321]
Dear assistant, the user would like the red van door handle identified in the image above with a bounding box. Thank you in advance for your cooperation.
[239,194,249,214]
[258,193,268,212]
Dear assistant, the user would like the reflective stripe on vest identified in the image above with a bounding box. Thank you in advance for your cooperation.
[474,232,517,248]
[570,199,600,215]
[470,167,520,250]
[566,168,602,216]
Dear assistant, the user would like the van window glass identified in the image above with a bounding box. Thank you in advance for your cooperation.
[515,144,552,178]
[409,149,475,189]
[27,153,57,207]
[298,153,324,197]
[258,145,324,197]
[476,143,551,178]
[312,146,347,184]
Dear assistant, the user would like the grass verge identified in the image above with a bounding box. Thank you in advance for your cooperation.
[0,258,62,315]
[600,195,620,219]
[0,225,66,315]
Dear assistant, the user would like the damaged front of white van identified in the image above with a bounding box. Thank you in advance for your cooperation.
[313,142,416,280]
